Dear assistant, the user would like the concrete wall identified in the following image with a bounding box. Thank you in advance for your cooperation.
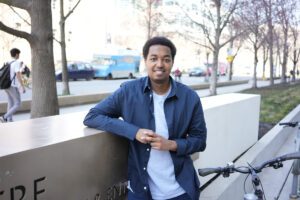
[0,112,128,200]
[201,105,300,200]
[0,93,260,199]
[194,93,261,185]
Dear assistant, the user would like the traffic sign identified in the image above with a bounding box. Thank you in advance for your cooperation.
[226,56,234,63]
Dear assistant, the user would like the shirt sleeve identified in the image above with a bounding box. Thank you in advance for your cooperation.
[14,61,22,73]
[83,86,140,141]
[174,98,207,156]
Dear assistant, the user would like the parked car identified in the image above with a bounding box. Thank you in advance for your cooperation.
[189,66,205,77]
[56,62,94,81]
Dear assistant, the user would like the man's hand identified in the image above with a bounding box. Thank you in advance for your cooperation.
[135,129,155,144]
[21,86,26,93]
[144,132,178,151]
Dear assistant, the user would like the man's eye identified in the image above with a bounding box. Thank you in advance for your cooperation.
[164,59,171,63]
[150,58,157,61]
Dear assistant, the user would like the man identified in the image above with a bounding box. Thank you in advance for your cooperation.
[83,37,207,200]
[0,48,26,123]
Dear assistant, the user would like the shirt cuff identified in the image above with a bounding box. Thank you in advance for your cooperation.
[122,123,140,141]
[174,139,187,156]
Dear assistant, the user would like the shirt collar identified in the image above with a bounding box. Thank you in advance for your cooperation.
[143,76,178,99]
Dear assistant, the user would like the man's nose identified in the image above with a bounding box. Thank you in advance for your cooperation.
[156,59,163,67]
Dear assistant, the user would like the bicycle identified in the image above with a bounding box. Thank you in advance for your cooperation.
[279,121,300,199]
[198,152,300,200]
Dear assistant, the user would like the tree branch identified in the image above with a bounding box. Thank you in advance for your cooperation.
[220,0,238,33]
[0,0,30,10]
[220,31,245,49]
[0,21,32,41]
[177,31,213,51]
[64,0,81,21]
[9,5,30,25]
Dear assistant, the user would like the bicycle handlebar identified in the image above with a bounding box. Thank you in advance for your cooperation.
[279,121,299,127]
[198,152,300,177]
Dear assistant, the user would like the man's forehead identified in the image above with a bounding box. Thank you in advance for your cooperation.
[148,45,171,56]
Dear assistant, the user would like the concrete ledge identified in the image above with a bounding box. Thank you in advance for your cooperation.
[0,92,111,114]
[189,80,248,90]
[200,104,300,200]
[0,80,249,114]
[0,112,129,199]
[194,93,260,185]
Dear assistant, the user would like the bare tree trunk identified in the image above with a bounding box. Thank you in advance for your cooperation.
[210,1,222,96]
[30,0,59,118]
[228,61,233,81]
[252,46,258,88]
[205,52,209,82]
[210,48,219,95]
[60,0,70,95]
[281,29,288,83]
[146,0,151,40]
[227,39,233,81]
[269,32,274,85]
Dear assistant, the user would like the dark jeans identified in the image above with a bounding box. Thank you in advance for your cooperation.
[128,191,191,200]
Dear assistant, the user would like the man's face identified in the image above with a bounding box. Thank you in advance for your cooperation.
[145,45,173,84]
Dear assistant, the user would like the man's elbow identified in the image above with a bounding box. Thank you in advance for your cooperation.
[83,111,96,127]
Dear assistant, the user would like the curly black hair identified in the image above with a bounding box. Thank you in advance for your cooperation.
[142,37,176,60]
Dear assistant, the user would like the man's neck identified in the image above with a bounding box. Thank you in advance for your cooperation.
[150,79,171,95]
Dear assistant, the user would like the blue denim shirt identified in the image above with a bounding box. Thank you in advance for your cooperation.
[83,76,207,200]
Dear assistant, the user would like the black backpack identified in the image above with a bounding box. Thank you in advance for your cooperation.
[0,61,16,89]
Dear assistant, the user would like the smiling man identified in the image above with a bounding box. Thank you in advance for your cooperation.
[83,37,207,200]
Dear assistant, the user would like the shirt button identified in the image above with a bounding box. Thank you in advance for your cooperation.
[144,186,147,190]
[147,148,150,151]
[143,167,146,170]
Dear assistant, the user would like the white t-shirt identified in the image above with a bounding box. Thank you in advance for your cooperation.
[9,59,21,88]
[147,86,186,200]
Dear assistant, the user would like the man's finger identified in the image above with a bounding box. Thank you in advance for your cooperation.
[143,131,155,137]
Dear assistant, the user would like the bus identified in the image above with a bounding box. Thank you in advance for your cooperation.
[91,50,140,79]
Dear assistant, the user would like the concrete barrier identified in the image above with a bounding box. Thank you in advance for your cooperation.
[194,93,261,185]
[0,80,248,113]
[200,104,300,200]
[0,112,129,200]
[0,92,259,199]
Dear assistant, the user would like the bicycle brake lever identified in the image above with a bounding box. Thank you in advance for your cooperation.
[272,162,283,169]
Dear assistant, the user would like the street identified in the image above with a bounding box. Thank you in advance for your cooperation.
[0,74,249,102]
[8,75,283,122]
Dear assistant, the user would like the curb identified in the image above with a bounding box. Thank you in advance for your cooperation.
[0,80,248,114]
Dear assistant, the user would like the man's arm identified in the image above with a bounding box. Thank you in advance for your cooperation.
[16,72,25,93]
[84,87,142,140]
[174,99,207,156]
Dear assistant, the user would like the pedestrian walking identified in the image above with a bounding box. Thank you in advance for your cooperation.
[83,37,207,200]
[174,68,182,82]
[0,48,26,123]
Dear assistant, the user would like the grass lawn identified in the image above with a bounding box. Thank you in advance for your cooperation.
[241,81,300,137]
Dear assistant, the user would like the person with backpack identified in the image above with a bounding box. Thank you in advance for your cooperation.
[0,48,26,123]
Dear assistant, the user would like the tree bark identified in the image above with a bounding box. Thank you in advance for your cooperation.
[60,0,70,95]
[29,0,59,118]
[210,48,219,96]
[280,29,288,83]
[252,46,258,88]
